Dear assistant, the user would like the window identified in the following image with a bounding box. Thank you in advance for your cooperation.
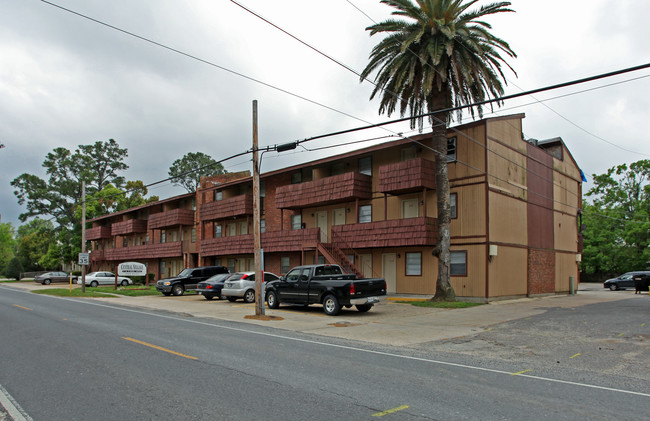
[401,146,417,161]
[291,172,302,184]
[447,137,457,162]
[215,191,223,201]
[191,198,196,210]
[160,261,166,276]
[260,219,266,233]
[123,238,128,247]
[281,257,291,274]
[450,251,467,276]
[260,181,266,198]
[227,258,236,273]
[317,255,325,265]
[145,235,149,245]
[214,224,222,238]
[359,205,372,223]
[406,252,422,276]
[191,228,196,243]
[291,214,302,230]
[451,193,457,219]
[161,231,166,244]
[358,156,372,176]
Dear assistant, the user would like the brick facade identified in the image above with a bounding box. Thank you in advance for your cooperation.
[527,248,555,295]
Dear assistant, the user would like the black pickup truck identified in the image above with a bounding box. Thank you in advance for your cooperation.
[264,264,386,316]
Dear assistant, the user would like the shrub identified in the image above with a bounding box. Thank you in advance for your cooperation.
[6,257,24,280]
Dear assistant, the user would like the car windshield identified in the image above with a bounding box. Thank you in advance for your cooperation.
[206,273,230,282]
[177,269,193,277]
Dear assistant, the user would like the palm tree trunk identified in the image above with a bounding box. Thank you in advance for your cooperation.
[430,105,456,302]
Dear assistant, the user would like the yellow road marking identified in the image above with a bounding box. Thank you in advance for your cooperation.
[372,405,409,417]
[570,353,581,359]
[13,304,32,311]
[511,369,531,376]
[641,323,646,327]
[617,333,625,337]
[123,337,197,360]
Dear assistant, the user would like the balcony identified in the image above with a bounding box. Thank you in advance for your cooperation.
[378,158,436,195]
[86,226,111,241]
[148,208,195,229]
[89,250,104,261]
[331,217,437,249]
[200,194,253,221]
[103,241,182,261]
[111,219,148,236]
[200,228,320,256]
[275,172,372,210]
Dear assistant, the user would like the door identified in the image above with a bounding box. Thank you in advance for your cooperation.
[228,223,237,236]
[333,208,346,226]
[276,267,309,303]
[360,254,373,278]
[402,199,419,218]
[239,221,248,235]
[316,211,328,242]
[382,253,397,293]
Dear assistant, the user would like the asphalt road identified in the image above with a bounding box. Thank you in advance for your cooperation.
[1,284,649,420]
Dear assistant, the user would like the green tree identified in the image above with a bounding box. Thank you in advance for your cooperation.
[582,160,650,277]
[0,222,16,275]
[16,219,56,271]
[360,0,516,301]
[11,139,128,228]
[168,152,226,192]
[80,181,159,220]
[6,256,24,280]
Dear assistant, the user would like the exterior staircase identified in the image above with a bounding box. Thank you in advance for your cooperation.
[317,242,364,278]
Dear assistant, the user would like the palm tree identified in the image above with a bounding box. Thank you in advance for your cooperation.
[360,0,516,301]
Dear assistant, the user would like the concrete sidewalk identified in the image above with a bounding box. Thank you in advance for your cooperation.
[5,281,634,346]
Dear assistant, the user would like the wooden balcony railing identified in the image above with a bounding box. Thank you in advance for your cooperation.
[200,194,253,221]
[148,208,195,229]
[275,172,372,209]
[331,217,437,248]
[378,158,436,195]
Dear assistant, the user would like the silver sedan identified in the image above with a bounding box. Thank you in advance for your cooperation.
[77,271,133,287]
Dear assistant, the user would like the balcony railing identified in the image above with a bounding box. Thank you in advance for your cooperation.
[148,208,195,229]
[200,194,253,221]
[275,172,372,209]
[378,158,436,195]
[111,219,148,236]
[86,226,111,241]
[200,228,320,256]
[331,217,437,249]
[103,241,182,261]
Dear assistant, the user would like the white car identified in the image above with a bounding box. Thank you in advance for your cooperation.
[77,271,133,287]
[221,272,280,303]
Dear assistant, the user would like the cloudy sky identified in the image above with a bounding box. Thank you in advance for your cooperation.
[1,0,649,227]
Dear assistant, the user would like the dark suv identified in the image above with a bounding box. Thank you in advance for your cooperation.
[156,266,229,296]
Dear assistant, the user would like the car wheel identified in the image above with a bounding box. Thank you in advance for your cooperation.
[43,279,51,285]
[609,284,618,291]
[266,291,279,309]
[172,285,184,296]
[244,289,255,303]
[323,294,341,316]
[204,294,214,300]
[227,297,237,302]
[121,280,128,286]
[90,281,99,288]
[356,304,373,312]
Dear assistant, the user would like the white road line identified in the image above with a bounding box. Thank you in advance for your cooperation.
[0,384,32,421]
[3,285,650,398]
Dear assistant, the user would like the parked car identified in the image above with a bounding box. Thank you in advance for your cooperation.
[156,266,229,296]
[221,272,280,303]
[34,271,76,285]
[196,273,232,300]
[77,271,133,287]
[265,264,386,316]
[603,271,650,291]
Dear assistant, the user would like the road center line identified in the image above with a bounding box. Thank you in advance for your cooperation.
[5,286,650,398]
[372,405,409,417]
[122,337,198,360]
[13,304,32,311]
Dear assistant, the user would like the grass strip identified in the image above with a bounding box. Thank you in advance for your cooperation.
[32,286,159,297]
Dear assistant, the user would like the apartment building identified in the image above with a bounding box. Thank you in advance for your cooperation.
[87,113,583,299]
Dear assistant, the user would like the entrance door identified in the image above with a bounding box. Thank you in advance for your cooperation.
[316,211,328,242]
[402,199,419,218]
[382,253,397,293]
[360,254,373,278]
[333,208,346,226]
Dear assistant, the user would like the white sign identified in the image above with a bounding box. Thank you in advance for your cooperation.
[78,252,89,266]
[118,262,147,276]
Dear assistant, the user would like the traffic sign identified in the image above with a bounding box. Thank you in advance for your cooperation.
[78,252,89,266]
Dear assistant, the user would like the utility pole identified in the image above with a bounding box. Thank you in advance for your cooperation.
[81,181,86,293]
[253,100,264,316]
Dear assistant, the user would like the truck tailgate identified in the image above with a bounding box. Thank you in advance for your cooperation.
[351,278,386,297]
